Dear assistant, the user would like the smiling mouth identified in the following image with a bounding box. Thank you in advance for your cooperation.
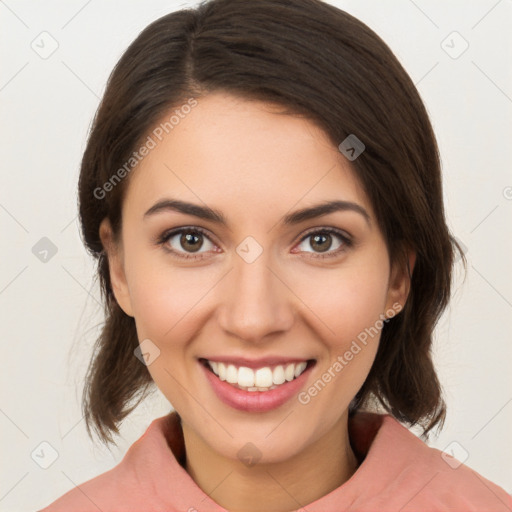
[199,358,316,392]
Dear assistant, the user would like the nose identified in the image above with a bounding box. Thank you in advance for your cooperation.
[216,250,295,344]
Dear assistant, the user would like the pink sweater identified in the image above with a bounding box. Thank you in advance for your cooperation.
[38,411,512,511]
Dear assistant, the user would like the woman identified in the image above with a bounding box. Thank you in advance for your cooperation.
[39,0,511,510]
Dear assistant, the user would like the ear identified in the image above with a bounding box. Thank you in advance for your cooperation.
[384,247,416,315]
[99,218,134,317]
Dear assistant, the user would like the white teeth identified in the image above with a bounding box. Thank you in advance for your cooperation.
[254,367,273,388]
[206,359,310,390]
[294,361,307,378]
[284,363,295,381]
[226,364,238,384]
[238,366,255,387]
[217,362,227,381]
[272,365,286,385]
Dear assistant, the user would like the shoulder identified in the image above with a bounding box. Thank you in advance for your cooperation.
[37,463,133,512]
[37,414,177,512]
[361,413,512,511]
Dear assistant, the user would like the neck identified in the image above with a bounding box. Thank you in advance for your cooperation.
[181,412,358,512]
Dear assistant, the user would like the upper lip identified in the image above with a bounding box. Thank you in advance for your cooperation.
[199,356,315,369]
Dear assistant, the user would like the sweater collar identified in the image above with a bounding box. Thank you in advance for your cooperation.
[126,409,402,511]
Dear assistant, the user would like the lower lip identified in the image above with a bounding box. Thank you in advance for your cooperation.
[199,359,315,413]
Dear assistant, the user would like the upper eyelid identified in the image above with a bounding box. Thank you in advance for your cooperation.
[159,225,217,245]
[298,226,351,241]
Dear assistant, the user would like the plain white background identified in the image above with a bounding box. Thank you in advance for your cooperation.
[1,1,511,510]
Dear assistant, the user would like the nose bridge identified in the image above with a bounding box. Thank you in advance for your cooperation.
[216,244,295,342]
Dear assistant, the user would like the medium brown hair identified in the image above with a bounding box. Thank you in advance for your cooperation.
[78,0,465,446]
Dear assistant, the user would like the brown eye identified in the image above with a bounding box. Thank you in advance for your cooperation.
[295,228,352,259]
[309,233,333,253]
[179,231,204,252]
[159,227,217,259]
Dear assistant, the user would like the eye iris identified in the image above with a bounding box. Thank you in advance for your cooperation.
[310,233,332,253]
[181,231,203,252]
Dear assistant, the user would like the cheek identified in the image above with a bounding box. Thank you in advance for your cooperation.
[129,273,192,340]
[293,265,388,418]
[122,242,177,336]
[335,276,388,339]
[125,249,218,341]
[295,258,390,346]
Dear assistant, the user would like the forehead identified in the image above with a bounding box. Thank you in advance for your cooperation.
[123,92,372,225]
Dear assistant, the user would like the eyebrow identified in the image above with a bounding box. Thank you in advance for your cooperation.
[143,198,370,227]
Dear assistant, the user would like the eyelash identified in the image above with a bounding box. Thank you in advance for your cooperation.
[156,226,353,261]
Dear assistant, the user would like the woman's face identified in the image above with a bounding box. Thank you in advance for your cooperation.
[101,91,410,464]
